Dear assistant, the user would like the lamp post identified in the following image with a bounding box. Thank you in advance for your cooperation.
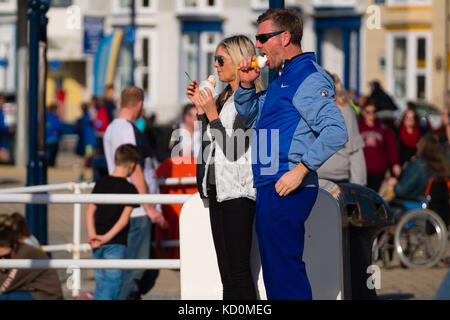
[26,0,49,245]
[130,0,136,86]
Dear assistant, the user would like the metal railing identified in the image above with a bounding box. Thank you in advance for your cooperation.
[0,178,196,297]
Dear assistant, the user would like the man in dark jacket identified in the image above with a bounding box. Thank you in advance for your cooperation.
[369,80,398,112]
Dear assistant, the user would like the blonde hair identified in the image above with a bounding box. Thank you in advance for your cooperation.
[325,71,350,108]
[216,35,263,112]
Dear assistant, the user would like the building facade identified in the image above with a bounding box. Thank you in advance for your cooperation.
[364,0,450,110]
[5,0,448,125]
[0,0,17,95]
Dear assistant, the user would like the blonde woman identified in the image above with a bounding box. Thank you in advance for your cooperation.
[318,72,367,185]
[186,35,262,300]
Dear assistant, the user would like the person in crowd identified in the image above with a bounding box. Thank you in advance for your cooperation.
[318,72,366,185]
[406,101,430,137]
[86,144,140,300]
[144,113,172,163]
[169,103,200,160]
[0,213,40,249]
[186,34,262,300]
[347,88,361,115]
[356,95,367,113]
[135,108,147,133]
[91,96,109,134]
[388,134,450,200]
[76,103,98,181]
[387,134,450,226]
[235,9,348,300]
[359,99,401,192]
[0,225,63,300]
[368,80,398,112]
[103,86,167,300]
[398,106,421,166]
[45,103,63,167]
[439,90,450,159]
[103,84,117,124]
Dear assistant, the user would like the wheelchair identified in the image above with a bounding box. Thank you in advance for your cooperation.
[373,178,449,269]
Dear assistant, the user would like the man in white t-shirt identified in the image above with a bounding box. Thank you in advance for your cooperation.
[103,86,167,300]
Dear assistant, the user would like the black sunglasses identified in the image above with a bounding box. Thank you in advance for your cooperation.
[256,30,285,44]
[214,55,224,67]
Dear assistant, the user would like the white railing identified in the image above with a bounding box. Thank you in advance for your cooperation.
[0,193,191,204]
[0,179,196,297]
[0,259,181,270]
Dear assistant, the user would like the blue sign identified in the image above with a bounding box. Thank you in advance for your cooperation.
[84,16,104,55]
[49,60,61,71]
[121,26,136,45]
[0,59,7,68]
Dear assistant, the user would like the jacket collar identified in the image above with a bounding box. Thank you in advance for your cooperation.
[282,52,316,73]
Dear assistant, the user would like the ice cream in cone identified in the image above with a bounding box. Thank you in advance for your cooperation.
[199,75,218,98]
[237,55,268,70]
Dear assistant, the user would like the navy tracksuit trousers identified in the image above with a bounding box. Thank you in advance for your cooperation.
[255,183,318,300]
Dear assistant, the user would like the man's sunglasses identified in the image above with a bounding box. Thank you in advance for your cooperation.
[214,55,224,67]
[256,30,285,44]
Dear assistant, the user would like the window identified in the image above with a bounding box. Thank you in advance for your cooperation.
[134,29,157,109]
[312,0,357,7]
[113,0,156,14]
[201,32,220,80]
[181,31,221,100]
[416,37,426,100]
[251,0,269,10]
[51,0,73,7]
[386,31,431,105]
[0,0,16,11]
[0,24,15,93]
[177,0,222,13]
[386,0,432,6]
[183,33,199,86]
[393,37,407,99]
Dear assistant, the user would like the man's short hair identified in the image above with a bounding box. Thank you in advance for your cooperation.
[114,144,141,166]
[257,8,303,48]
[121,86,144,109]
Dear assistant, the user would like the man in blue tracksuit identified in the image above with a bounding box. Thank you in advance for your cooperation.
[235,9,348,300]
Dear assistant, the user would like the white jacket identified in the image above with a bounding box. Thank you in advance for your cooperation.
[201,94,256,202]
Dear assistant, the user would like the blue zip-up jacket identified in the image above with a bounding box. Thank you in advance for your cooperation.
[234,52,348,188]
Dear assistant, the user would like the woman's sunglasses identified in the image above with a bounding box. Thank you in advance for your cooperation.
[214,55,224,67]
[256,30,285,44]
